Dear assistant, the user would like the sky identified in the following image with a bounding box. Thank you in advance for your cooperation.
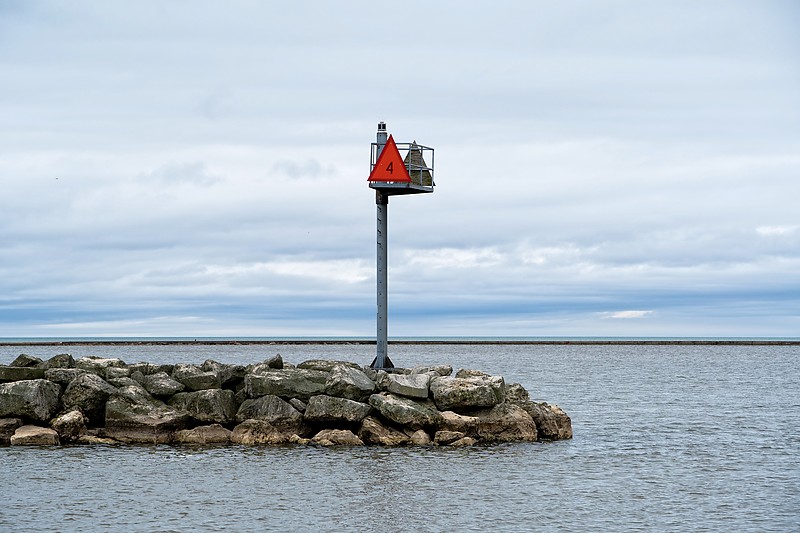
[1,1,799,338]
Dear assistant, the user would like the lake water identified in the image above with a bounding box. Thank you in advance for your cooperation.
[1,342,798,532]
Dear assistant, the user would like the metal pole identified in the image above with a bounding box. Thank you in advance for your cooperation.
[374,122,389,369]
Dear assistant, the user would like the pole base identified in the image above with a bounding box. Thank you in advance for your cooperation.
[369,355,395,370]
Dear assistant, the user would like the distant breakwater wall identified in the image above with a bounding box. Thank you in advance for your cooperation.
[0,340,797,346]
[1,353,571,447]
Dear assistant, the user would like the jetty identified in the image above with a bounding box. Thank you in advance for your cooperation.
[0,353,571,447]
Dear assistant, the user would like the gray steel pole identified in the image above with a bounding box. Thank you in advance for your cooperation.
[374,122,389,369]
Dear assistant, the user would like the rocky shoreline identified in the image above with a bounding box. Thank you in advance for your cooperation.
[0,353,572,447]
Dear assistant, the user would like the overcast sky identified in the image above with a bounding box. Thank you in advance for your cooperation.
[1,1,798,338]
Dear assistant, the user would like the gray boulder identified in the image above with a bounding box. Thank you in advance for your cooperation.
[368,392,442,430]
[311,428,363,446]
[297,359,361,372]
[385,373,430,400]
[10,425,60,446]
[409,429,433,446]
[231,419,299,445]
[505,383,530,403]
[289,398,307,413]
[1,418,23,445]
[172,364,220,391]
[358,416,410,446]
[235,395,304,430]
[174,424,232,444]
[201,359,246,388]
[0,379,62,422]
[169,389,237,424]
[104,389,189,443]
[411,365,453,377]
[141,372,185,397]
[75,356,126,377]
[324,365,376,401]
[44,368,87,386]
[517,401,573,440]
[244,368,328,400]
[438,410,480,434]
[304,395,371,425]
[471,403,538,443]
[429,375,505,412]
[51,410,88,442]
[0,366,45,382]
[41,353,76,370]
[10,354,43,368]
[434,430,466,445]
[62,373,118,424]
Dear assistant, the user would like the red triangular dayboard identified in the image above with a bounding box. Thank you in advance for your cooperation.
[368,135,411,182]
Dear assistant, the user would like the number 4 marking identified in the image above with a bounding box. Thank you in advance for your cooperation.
[386,162,393,174]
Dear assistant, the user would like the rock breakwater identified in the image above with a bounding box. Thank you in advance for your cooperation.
[1,353,571,447]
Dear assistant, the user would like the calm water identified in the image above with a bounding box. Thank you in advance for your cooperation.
[1,343,798,532]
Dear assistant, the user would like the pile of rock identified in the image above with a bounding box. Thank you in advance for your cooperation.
[0,353,571,447]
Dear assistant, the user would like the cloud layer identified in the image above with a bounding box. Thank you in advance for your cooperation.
[1,1,798,337]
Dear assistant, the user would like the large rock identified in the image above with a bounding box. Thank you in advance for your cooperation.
[51,410,88,442]
[174,424,232,444]
[434,430,466,445]
[517,401,573,440]
[44,368,87,386]
[410,365,453,377]
[10,354,43,368]
[471,403,538,443]
[358,416,410,446]
[141,372,186,397]
[505,383,530,403]
[304,395,371,425]
[169,389,237,424]
[311,428,363,446]
[40,353,76,370]
[409,429,433,446]
[1,417,23,445]
[235,395,304,430]
[438,410,479,434]
[0,366,45,382]
[10,425,60,446]
[324,365,376,402]
[244,369,328,401]
[104,388,189,443]
[231,419,299,445]
[429,375,505,412]
[75,356,126,377]
[201,360,246,388]
[0,379,62,422]
[368,392,442,430]
[385,373,430,400]
[62,373,118,424]
[171,364,220,391]
[297,359,360,372]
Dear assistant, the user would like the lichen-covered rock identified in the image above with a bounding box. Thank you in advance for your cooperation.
[358,416,410,446]
[368,392,442,430]
[311,428,363,446]
[0,366,45,382]
[175,424,232,444]
[0,379,62,422]
[244,369,328,400]
[289,398,306,413]
[201,360,246,388]
[169,389,237,425]
[171,364,220,391]
[51,409,87,442]
[62,373,117,424]
[429,375,505,412]
[236,395,304,430]
[104,367,131,381]
[11,425,60,446]
[44,368,87,386]
[385,373,430,399]
[1,417,23,445]
[304,395,371,425]
[454,368,489,379]
[324,365,376,401]
[104,389,189,444]
[471,403,538,443]
[231,419,298,445]
[141,371,185,397]
[517,401,572,440]
[10,354,43,368]
[410,365,453,377]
